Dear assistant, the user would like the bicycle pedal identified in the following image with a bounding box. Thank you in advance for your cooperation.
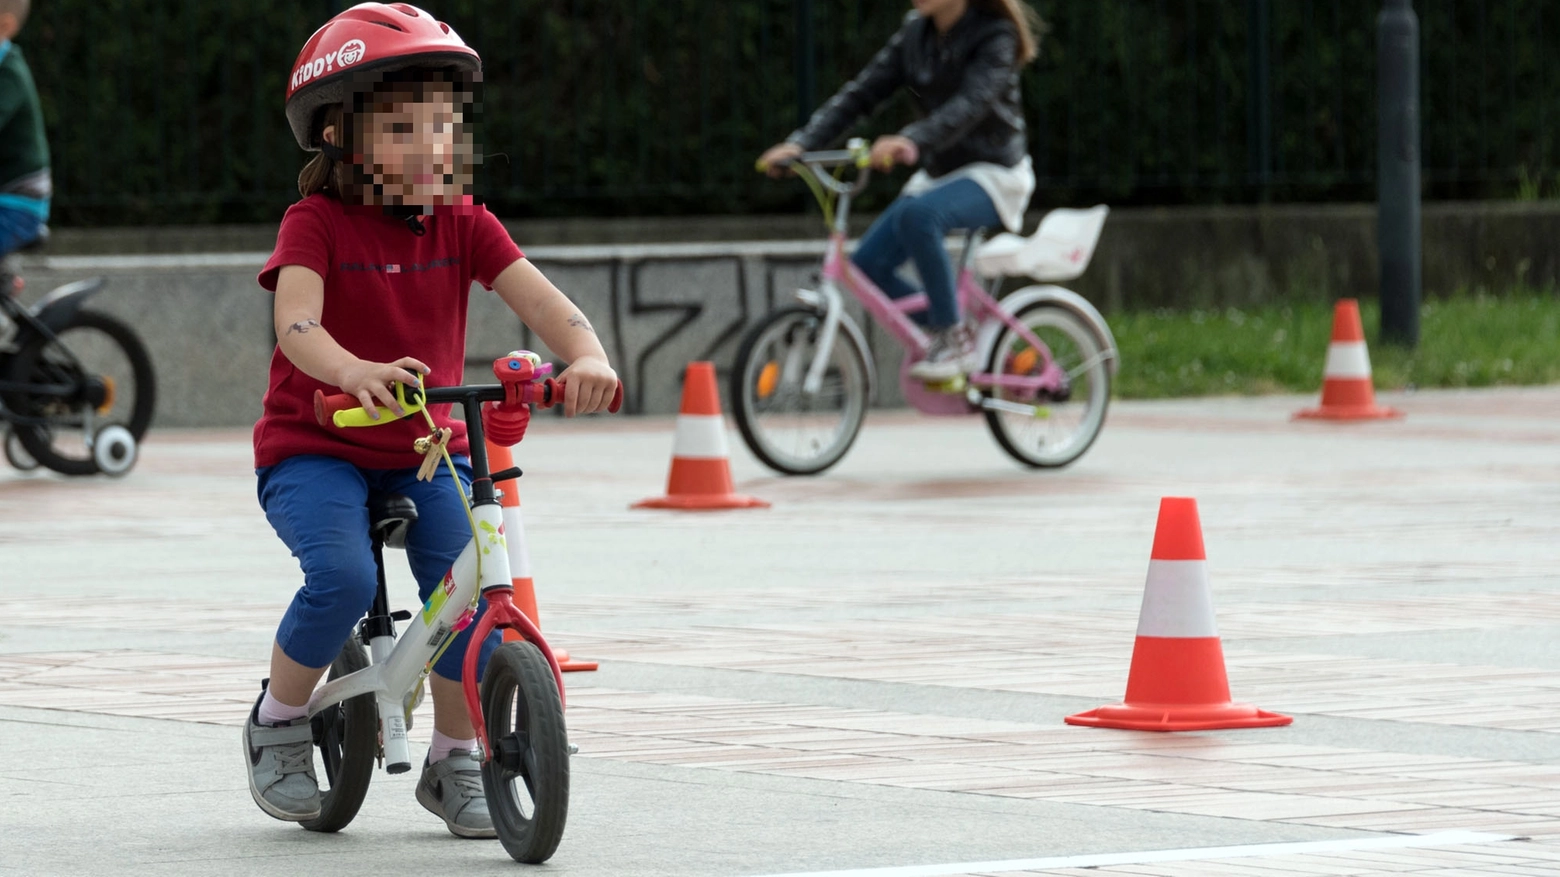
[567,743,579,756]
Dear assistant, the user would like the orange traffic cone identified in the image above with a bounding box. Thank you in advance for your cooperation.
[1066,497,1291,731]
[633,362,769,510]
[1294,299,1403,421]
[487,438,597,672]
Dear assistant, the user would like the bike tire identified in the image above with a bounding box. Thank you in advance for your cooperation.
[4,309,156,476]
[300,639,376,833]
[730,306,869,476]
[481,640,569,864]
[3,427,39,471]
[983,302,1112,469]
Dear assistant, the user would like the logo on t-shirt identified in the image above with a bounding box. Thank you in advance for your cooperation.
[339,257,461,274]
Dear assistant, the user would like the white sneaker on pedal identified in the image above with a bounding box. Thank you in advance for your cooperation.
[909,325,980,382]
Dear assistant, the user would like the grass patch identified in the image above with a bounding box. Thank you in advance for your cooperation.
[1107,292,1560,399]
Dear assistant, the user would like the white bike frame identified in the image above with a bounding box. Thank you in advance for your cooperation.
[305,501,510,775]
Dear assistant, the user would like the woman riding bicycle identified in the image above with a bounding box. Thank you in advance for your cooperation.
[758,0,1043,382]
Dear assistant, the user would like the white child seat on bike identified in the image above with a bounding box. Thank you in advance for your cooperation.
[972,205,1109,282]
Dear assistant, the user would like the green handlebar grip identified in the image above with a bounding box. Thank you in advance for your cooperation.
[313,380,426,428]
[333,405,399,428]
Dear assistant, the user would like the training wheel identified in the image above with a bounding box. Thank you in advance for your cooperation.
[92,424,138,476]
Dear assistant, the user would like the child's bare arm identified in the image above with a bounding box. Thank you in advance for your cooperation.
[273,264,427,417]
[491,258,618,416]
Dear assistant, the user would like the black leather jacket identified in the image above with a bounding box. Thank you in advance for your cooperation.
[787,9,1029,178]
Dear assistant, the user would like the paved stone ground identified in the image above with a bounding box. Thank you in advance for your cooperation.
[2,388,1558,876]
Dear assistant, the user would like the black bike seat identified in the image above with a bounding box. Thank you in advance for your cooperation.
[368,492,418,549]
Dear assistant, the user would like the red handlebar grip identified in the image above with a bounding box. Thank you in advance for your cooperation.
[314,390,359,427]
[545,380,624,413]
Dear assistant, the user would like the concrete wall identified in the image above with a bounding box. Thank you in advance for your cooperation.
[12,245,909,427]
[13,201,1560,428]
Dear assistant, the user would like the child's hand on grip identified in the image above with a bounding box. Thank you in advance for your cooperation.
[336,356,429,420]
[556,355,618,418]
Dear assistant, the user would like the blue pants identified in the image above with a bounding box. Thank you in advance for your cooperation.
[0,206,43,257]
[258,454,500,680]
[850,178,1003,330]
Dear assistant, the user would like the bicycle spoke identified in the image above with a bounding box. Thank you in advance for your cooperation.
[985,305,1111,468]
[737,309,867,474]
[1065,350,1114,382]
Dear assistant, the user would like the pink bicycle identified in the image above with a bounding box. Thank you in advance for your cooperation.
[733,140,1118,474]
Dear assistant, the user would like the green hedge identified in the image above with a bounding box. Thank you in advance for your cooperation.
[22,0,1560,225]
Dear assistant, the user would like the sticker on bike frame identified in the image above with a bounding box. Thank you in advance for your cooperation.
[426,622,452,648]
[479,519,505,556]
[420,570,458,625]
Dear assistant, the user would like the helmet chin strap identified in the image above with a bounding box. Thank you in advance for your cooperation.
[385,203,429,236]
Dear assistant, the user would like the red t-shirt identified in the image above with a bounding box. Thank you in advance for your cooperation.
[253,195,524,470]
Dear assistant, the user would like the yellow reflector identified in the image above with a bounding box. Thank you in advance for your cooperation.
[756,361,780,399]
[96,376,116,415]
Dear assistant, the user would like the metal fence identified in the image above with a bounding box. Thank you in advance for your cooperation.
[23,0,1560,226]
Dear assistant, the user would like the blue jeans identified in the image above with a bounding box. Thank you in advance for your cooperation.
[0,205,44,258]
[850,178,1003,330]
[257,454,500,680]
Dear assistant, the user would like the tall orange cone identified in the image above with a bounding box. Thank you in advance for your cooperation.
[1066,498,1290,731]
[1294,299,1403,421]
[487,438,597,672]
[633,362,769,510]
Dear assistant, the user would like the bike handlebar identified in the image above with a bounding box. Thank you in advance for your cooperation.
[757,138,877,200]
[313,373,623,429]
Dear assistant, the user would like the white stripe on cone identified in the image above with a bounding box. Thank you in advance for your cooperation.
[672,413,729,459]
[1323,341,1372,379]
[502,504,531,579]
[1135,560,1219,638]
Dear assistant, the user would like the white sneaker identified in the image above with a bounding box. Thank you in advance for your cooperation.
[909,325,980,382]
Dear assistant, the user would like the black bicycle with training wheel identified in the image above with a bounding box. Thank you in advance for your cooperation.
[0,244,156,476]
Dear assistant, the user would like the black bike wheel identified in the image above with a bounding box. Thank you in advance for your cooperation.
[730,306,869,476]
[4,309,155,476]
[480,641,569,864]
[300,639,376,833]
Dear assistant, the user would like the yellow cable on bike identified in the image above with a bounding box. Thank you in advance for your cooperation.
[423,399,484,667]
[330,377,487,699]
[793,163,836,229]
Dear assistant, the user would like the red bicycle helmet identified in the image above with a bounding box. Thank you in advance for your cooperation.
[285,2,481,151]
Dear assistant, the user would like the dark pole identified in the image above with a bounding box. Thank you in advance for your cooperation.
[1246,0,1273,200]
[1377,0,1421,347]
[795,0,816,128]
